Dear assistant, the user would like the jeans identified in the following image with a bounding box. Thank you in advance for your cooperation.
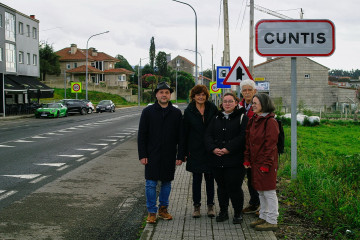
[258,190,279,224]
[192,172,215,206]
[145,180,171,213]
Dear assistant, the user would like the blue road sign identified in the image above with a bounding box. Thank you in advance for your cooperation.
[216,66,231,89]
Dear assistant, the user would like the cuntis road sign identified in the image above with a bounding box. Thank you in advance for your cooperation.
[255,19,335,57]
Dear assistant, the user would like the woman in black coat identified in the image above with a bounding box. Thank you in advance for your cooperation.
[205,92,248,224]
[183,85,218,218]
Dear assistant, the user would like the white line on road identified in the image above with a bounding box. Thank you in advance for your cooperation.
[0,144,15,148]
[57,165,69,171]
[89,143,108,146]
[45,132,63,136]
[76,157,87,162]
[103,146,109,150]
[0,190,5,194]
[13,139,35,143]
[108,136,126,138]
[91,151,99,155]
[30,175,50,184]
[57,155,84,158]
[32,135,49,139]
[76,148,98,151]
[0,190,17,201]
[34,163,66,167]
[100,139,117,142]
[1,174,41,179]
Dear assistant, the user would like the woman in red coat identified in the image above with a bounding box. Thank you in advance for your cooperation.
[243,93,279,231]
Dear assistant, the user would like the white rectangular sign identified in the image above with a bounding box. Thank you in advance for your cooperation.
[256,19,335,57]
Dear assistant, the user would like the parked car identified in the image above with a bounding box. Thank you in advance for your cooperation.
[96,100,115,113]
[81,99,95,114]
[35,103,68,118]
[59,99,88,115]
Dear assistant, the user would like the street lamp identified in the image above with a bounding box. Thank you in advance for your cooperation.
[138,57,149,106]
[85,31,109,100]
[184,48,202,84]
[172,0,198,84]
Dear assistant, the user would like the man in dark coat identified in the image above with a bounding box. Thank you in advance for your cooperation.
[138,81,184,224]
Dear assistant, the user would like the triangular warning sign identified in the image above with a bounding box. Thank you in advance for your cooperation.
[223,57,253,85]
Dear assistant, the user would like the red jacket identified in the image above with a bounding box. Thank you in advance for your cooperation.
[239,99,255,119]
[243,113,279,191]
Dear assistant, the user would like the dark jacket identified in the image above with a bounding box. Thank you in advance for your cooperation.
[137,101,184,181]
[183,101,218,173]
[243,113,279,191]
[204,107,248,168]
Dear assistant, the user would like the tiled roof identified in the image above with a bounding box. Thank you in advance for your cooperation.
[56,47,119,62]
[200,75,212,81]
[66,65,103,73]
[170,55,195,66]
[104,68,134,74]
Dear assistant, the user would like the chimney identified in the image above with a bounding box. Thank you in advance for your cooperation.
[30,15,35,19]
[91,48,98,57]
[70,44,77,54]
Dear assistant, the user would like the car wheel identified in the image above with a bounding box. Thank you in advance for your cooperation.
[65,111,68,117]
[56,111,60,118]
[80,108,87,115]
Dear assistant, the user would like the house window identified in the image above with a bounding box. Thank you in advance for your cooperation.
[5,43,16,72]
[5,12,15,42]
[109,63,113,68]
[33,54,37,65]
[66,64,71,69]
[27,53,30,64]
[73,63,77,68]
[91,62,95,67]
[26,25,30,37]
[19,22,24,35]
[305,74,310,79]
[118,75,126,81]
[19,51,24,64]
[32,27,37,39]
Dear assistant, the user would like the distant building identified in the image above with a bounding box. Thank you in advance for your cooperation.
[0,3,53,116]
[50,44,134,89]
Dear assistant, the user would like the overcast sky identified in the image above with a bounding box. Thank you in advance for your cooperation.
[3,0,359,72]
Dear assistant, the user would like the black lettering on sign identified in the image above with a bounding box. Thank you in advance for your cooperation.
[263,32,327,44]
[317,33,326,43]
[264,33,275,44]
[277,33,286,44]
[289,32,299,44]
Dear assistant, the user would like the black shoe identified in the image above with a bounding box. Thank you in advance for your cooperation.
[233,213,243,224]
[216,211,229,222]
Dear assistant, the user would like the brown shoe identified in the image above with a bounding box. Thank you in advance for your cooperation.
[146,213,157,224]
[255,222,278,231]
[242,204,260,214]
[193,205,201,218]
[250,218,266,228]
[207,204,215,218]
[158,206,173,220]
[255,210,260,217]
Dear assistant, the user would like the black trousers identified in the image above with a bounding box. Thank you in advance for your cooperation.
[246,168,260,206]
[192,172,215,206]
[213,166,246,214]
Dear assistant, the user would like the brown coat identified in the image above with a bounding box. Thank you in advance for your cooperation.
[244,113,279,191]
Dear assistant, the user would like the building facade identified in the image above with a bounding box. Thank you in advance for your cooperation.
[0,3,52,116]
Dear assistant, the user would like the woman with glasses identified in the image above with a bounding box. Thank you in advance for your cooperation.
[205,92,248,224]
[183,85,218,218]
[243,93,279,231]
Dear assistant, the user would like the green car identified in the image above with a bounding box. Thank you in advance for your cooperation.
[35,103,68,118]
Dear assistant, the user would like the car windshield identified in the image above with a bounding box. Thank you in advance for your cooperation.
[99,100,111,104]
[43,103,60,108]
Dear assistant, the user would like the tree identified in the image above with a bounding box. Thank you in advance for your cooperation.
[149,36,155,71]
[202,69,213,79]
[155,51,168,76]
[39,42,61,81]
[176,71,195,99]
[115,54,134,72]
[142,64,154,75]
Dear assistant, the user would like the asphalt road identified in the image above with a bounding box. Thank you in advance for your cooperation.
[0,107,148,239]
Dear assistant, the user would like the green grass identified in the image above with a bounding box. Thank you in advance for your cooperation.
[278,121,360,239]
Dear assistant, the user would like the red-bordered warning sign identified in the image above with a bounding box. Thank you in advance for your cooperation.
[71,82,82,93]
[223,57,253,85]
[210,81,221,94]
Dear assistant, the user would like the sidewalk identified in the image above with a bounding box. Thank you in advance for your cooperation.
[140,164,277,240]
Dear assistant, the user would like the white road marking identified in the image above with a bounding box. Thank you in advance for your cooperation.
[57,155,84,158]
[57,130,71,133]
[13,139,35,143]
[0,144,15,148]
[91,151,99,155]
[89,143,108,146]
[76,157,87,162]
[108,136,125,138]
[103,146,109,150]
[1,174,41,179]
[67,127,77,130]
[112,142,117,145]
[34,163,66,167]
[100,139,117,142]
[0,190,17,201]
[30,175,50,184]
[57,165,69,171]
[45,132,63,136]
[120,133,132,135]
[32,135,48,139]
[76,148,98,151]
[0,190,5,194]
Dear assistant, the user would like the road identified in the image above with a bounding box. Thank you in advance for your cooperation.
[0,106,147,239]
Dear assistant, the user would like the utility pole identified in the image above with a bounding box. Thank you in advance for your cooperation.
[223,0,231,93]
[249,0,254,77]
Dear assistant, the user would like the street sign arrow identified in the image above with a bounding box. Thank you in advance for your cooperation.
[223,57,253,85]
